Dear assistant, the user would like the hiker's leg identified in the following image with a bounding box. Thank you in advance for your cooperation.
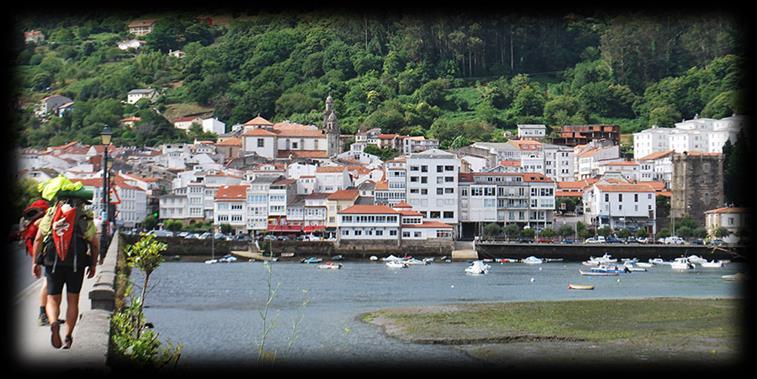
[64,292,79,337]
[63,268,86,338]
[46,294,61,324]
[39,282,47,307]
[44,266,64,323]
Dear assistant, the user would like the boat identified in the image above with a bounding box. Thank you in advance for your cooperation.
[722,273,746,281]
[422,257,435,263]
[670,257,695,270]
[204,259,218,264]
[591,265,630,273]
[521,256,543,265]
[482,258,494,263]
[403,258,429,265]
[636,262,654,268]
[700,260,724,268]
[622,261,647,272]
[588,253,617,264]
[382,255,402,262]
[687,255,707,264]
[218,255,237,263]
[318,261,343,270]
[369,256,378,261]
[621,258,638,264]
[579,270,619,276]
[386,261,408,269]
[496,258,518,263]
[568,284,595,290]
[301,257,323,264]
[465,260,490,275]
[280,252,295,258]
[544,258,564,263]
[582,260,600,266]
[330,255,344,261]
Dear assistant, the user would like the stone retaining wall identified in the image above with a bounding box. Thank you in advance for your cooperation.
[475,242,743,261]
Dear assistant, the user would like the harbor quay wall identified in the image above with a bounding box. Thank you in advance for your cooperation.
[120,234,454,260]
[475,242,743,262]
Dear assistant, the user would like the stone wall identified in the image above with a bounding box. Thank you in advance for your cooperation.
[475,242,741,261]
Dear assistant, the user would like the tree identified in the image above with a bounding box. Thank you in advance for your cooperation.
[597,226,612,237]
[482,223,502,240]
[504,224,520,240]
[635,229,648,238]
[520,227,535,239]
[616,228,630,238]
[559,224,575,238]
[714,227,730,238]
[657,228,671,239]
[540,228,556,239]
[220,223,232,235]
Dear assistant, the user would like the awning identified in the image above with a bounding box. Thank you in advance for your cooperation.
[267,224,303,232]
[303,225,326,233]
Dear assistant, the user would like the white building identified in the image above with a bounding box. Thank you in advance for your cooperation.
[636,150,674,183]
[337,205,400,241]
[517,124,547,140]
[405,149,460,226]
[633,115,746,159]
[402,136,440,155]
[582,182,656,234]
[705,207,749,243]
[315,166,352,193]
[214,184,249,234]
[127,88,158,104]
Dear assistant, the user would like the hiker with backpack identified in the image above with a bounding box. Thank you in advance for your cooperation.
[18,199,52,326]
[31,176,100,349]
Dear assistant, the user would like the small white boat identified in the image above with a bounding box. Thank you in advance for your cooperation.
[671,258,695,270]
[687,255,707,264]
[700,260,724,268]
[403,258,429,265]
[369,256,378,261]
[382,255,402,262]
[386,261,408,269]
[649,258,671,265]
[465,260,490,275]
[636,262,654,268]
[625,266,647,272]
[722,273,746,281]
[568,284,595,290]
[579,270,618,276]
[582,260,600,266]
[318,262,343,270]
[218,255,237,263]
[522,256,543,265]
[422,257,435,264]
[204,259,218,264]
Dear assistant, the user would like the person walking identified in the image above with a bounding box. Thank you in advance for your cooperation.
[18,199,51,326]
[31,180,99,349]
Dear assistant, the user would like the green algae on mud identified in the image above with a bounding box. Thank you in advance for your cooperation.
[360,298,741,365]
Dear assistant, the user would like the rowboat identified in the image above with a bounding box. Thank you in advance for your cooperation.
[386,261,408,269]
[591,265,630,273]
[568,284,595,290]
[369,256,378,261]
[579,270,619,276]
[317,261,342,270]
[301,257,322,264]
[722,273,746,281]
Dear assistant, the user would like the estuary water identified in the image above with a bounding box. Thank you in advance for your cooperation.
[132,260,744,367]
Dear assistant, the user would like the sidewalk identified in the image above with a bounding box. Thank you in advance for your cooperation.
[14,236,117,373]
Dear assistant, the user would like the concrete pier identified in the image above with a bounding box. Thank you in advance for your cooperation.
[14,234,119,373]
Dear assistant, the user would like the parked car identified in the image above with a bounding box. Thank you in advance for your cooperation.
[197,232,213,240]
[263,234,277,241]
[585,236,606,244]
[149,229,173,238]
[663,236,686,245]
[561,238,576,244]
[277,235,290,241]
[605,236,623,244]
[234,234,251,242]
[691,238,704,245]
[709,239,724,246]
[516,238,534,243]
[213,232,226,240]
[635,237,649,244]
[177,231,190,238]
[536,237,553,243]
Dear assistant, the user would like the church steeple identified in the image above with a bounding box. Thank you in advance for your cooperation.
[323,95,340,157]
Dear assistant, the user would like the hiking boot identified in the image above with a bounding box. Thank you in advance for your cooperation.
[37,313,50,327]
[63,335,73,349]
[50,322,62,348]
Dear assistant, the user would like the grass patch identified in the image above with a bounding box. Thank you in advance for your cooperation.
[163,102,215,121]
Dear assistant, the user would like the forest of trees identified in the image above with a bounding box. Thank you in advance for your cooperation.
[11,11,745,151]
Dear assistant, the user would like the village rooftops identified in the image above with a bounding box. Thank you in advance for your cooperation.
[315,166,347,173]
[327,189,360,201]
[305,192,331,200]
[401,221,454,229]
[595,183,656,193]
[215,184,249,201]
[704,207,749,214]
[128,19,157,28]
[637,150,675,161]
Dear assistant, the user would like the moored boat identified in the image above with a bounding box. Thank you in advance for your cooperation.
[386,260,408,269]
[522,256,543,265]
[496,258,518,263]
[636,262,654,268]
[670,257,695,270]
[579,270,619,276]
[369,256,378,261]
[318,261,342,269]
[301,257,323,264]
[722,272,746,281]
[700,260,724,268]
[568,284,595,290]
[465,260,490,275]
[330,255,344,261]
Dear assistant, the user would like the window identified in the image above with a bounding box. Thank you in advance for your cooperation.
[376,230,383,236]
[355,230,362,236]
[421,189,428,195]
[430,211,441,219]
[421,166,428,172]
[257,138,265,148]
[421,177,427,184]
[605,194,609,202]
[390,230,397,236]
[445,165,454,171]
[618,194,623,202]
[342,229,350,235]
[634,194,638,202]
[403,231,411,237]
[443,211,454,218]
[437,188,443,195]
[445,188,454,194]
[437,165,443,173]
[414,232,421,238]
[445,176,454,182]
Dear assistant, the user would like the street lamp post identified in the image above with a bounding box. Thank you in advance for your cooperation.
[99,126,113,263]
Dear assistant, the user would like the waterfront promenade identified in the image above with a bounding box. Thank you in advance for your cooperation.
[14,234,118,373]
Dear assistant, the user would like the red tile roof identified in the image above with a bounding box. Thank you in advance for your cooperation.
[595,184,655,193]
[521,173,553,182]
[277,150,329,159]
[705,207,749,214]
[637,150,674,161]
[327,189,360,201]
[316,166,347,173]
[402,221,453,229]
[244,116,273,126]
[215,184,249,201]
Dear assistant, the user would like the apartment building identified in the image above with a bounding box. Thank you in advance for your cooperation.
[405,149,460,226]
